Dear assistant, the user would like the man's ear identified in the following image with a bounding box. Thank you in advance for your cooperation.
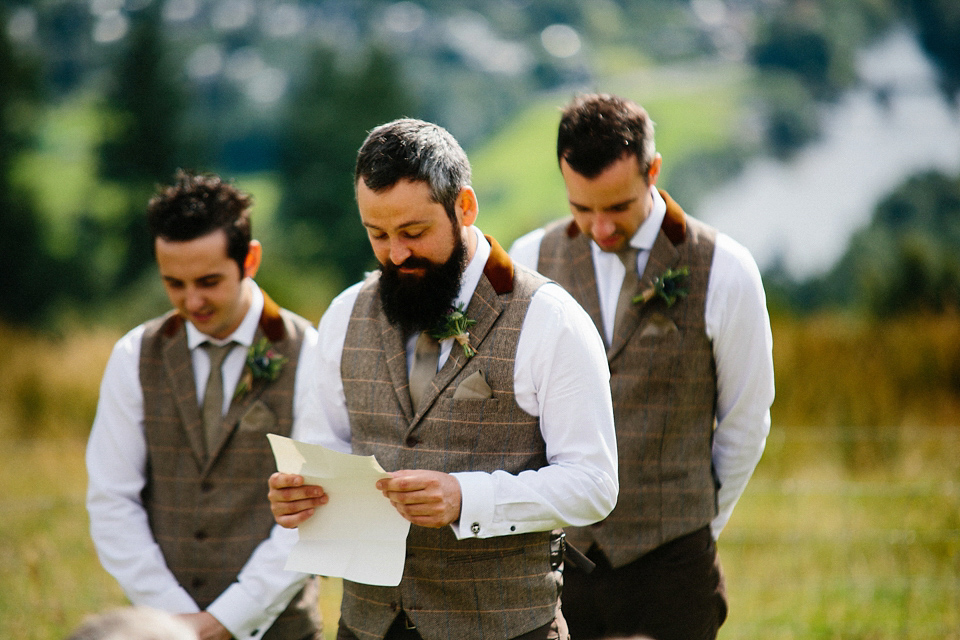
[647,154,663,186]
[243,240,263,279]
[456,187,479,227]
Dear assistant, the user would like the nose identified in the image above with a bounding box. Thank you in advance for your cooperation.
[389,238,412,266]
[184,286,205,312]
[592,215,616,241]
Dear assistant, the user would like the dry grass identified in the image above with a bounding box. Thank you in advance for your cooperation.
[2,312,959,638]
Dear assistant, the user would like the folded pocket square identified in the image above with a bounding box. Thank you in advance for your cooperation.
[453,370,493,400]
[239,399,277,432]
[639,313,679,339]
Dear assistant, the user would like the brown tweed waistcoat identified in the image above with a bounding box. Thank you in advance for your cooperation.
[140,291,321,639]
[339,237,561,640]
[537,190,719,567]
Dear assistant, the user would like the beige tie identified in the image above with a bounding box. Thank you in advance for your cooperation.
[201,342,235,454]
[409,331,440,411]
[613,248,640,338]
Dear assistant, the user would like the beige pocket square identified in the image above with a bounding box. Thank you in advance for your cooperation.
[639,313,679,339]
[238,399,277,432]
[453,370,493,400]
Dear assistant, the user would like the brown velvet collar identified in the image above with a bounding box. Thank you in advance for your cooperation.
[482,235,515,295]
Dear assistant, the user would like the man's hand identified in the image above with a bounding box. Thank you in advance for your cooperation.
[178,612,230,640]
[376,469,462,528]
[268,472,328,528]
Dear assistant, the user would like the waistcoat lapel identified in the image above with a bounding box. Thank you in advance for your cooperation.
[607,193,686,360]
[405,236,514,426]
[160,318,208,471]
[204,290,292,469]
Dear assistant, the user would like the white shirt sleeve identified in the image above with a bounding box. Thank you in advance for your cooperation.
[290,283,362,452]
[452,282,619,539]
[86,322,321,640]
[507,228,545,270]
[86,325,200,613]
[707,233,775,537]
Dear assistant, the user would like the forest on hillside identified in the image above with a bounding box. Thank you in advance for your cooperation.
[1,0,959,326]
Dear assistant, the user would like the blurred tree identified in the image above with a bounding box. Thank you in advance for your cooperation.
[276,45,415,289]
[97,0,187,291]
[0,6,62,325]
[900,0,960,100]
[769,171,960,316]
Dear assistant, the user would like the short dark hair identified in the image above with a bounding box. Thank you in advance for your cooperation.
[147,170,252,274]
[557,93,657,178]
[355,118,471,223]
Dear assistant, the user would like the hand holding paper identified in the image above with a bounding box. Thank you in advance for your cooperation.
[267,434,411,587]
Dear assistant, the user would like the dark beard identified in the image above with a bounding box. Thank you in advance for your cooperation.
[378,228,468,335]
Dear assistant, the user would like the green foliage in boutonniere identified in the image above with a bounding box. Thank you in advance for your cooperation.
[234,337,288,400]
[632,266,691,308]
[430,303,477,358]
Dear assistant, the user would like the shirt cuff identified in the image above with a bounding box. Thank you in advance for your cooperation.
[450,471,495,539]
[206,577,306,640]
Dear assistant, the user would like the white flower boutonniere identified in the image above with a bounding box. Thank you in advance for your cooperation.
[430,303,477,358]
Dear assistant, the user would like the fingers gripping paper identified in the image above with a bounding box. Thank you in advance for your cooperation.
[267,434,411,586]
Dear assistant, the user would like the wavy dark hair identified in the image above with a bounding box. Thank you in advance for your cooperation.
[355,118,471,223]
[557,93,657,179]
[146,170,253,274]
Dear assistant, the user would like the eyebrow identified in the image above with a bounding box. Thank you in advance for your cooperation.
[362,220,431,233]
[569,196,638,211]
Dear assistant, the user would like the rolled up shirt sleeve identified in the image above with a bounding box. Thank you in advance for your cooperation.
[453,282,619,539]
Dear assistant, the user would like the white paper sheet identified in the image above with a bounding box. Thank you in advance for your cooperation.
[267,434,411,586]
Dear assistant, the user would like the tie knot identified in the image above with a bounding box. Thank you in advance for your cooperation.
[618,247,638,271]
[203,341,235,368]
[414,331,440,356]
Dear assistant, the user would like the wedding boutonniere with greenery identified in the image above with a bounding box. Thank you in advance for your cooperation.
[234,337,288,400]
[632,266,691,308]
[430,303,477,358]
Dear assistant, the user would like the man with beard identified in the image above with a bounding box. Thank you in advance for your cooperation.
[267,118,619,640]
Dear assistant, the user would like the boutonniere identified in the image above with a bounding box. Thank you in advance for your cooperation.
[632,266,691,307]
[430,303,477,358]
[234,337,288,400]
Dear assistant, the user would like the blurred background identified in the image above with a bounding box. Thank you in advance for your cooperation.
[0,0,958,638]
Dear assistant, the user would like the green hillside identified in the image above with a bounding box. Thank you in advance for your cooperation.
[471,60,750,248]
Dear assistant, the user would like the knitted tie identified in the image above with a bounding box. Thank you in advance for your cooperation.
[613,248,640,338]
[201,342,235,454]
[409,331,440,411]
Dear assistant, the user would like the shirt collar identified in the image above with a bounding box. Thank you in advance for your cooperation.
[629,186,666,251]
[186,279,264,350]
[454,225,489,311]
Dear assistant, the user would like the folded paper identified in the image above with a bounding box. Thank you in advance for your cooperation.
[267,434,411,586]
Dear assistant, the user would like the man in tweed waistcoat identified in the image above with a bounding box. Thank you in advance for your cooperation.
[268,119,619,640]
[509,94,775,640]
[86,171,323,640]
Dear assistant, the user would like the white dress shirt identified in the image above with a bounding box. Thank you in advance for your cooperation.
[508,188,775,537]
[86,281,318,640]
[296,226,619,540]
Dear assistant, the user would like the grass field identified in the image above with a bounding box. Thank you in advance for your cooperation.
[2,425,957,639]
[2,314,959,639]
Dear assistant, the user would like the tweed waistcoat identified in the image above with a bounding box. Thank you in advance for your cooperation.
[140,291,321,638]
[538,191,719,567]
[339,238,561,640]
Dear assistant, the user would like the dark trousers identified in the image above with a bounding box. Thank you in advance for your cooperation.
[560,526,727,640]
[336,607,568,640]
